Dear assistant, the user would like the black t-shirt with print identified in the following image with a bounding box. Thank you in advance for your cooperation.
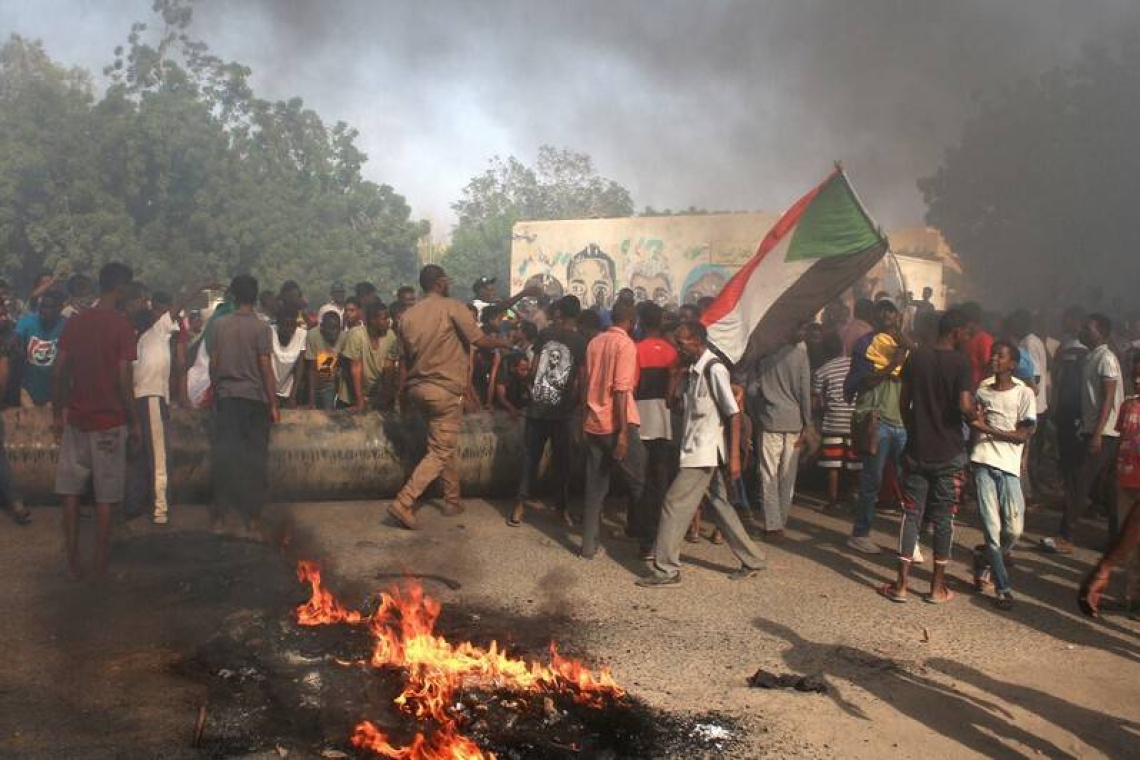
[901,345,972,463]
[527,326,587,420]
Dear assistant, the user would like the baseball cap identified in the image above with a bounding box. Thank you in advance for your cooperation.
[473,276,497,292]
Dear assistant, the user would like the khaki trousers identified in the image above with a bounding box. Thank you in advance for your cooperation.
[395,383,464,508]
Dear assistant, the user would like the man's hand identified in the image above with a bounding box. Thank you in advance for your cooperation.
[51,414,64,444]
[1088,433,1103,456]
[269,402,281,425]
[614,431,629,461]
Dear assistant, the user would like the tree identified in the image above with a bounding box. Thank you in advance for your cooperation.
[0,0,428,300]
[919,35,1140,311]
[442,146,634,299]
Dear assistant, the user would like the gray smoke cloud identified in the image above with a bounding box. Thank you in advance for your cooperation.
[3,0,1139,231]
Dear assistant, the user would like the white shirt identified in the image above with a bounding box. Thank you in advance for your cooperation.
[971,378,1036,476]
[1021,333,1049,415]
[134,312,180,401]
[271,326,307,397]
[1082,344,1123,437]
[678,349,738,468]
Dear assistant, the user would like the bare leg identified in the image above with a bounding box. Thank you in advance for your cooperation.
[929,559,953,601]
[91,503,114,581]
[63,495,83,581]
[1081,495,1140,616]
[826,470,839,508]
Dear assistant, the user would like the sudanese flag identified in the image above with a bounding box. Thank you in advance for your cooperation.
[702,166,888,369]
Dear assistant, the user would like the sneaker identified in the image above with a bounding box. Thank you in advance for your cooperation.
[153,511,169,525]
[993,592,1014,611]
[387,502,419,530]
[912,544,924,563]
[728,565,762,581]
[636,573,681,588]
[1040,537,1074,554]
[847,536,880,554]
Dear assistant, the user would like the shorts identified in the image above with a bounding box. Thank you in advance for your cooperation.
[55,424,128,503]
[818,434,863,471]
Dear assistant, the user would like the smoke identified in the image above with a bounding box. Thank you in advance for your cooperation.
[4,0,1140,228]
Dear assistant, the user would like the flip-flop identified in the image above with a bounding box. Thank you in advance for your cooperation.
[877,583,908,604]
[923,590,956,605]
[507,515,522,527]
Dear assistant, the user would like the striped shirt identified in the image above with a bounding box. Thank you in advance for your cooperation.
[813,356,856,435]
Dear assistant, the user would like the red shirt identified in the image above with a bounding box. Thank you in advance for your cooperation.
[59,307,137,431]
[1116,397,1140,490]
[966,329,995,389]
[635,337,677,400]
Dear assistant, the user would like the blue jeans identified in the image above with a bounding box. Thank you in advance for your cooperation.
[852,420,907,537]
[973,464,1025,595]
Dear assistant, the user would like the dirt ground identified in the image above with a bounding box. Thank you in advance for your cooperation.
[1,491,1137,759]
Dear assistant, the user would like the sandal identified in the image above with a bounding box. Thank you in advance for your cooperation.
[923,590,956,605]
[877,583,908,604]
[507,504,524,527]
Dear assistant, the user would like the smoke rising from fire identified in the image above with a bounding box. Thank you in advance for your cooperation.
[3,0,1139,228]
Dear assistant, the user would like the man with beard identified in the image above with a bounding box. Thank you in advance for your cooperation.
[637,320,766,586]
[388,265,513,529]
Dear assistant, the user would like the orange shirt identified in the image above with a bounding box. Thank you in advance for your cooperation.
[584,326,641,435]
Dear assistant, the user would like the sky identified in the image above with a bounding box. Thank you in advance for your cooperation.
[2,0,1138,236]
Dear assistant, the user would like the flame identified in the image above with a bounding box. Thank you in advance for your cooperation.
[294,560,624,758]
[295,560,363,626]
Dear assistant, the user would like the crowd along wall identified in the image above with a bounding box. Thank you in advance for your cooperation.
[509,214,950,311]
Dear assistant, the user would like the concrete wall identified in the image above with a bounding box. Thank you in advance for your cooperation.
[510,213,779,310]
[510,214,947,311]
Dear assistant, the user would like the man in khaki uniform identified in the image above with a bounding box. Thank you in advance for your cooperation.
[389,265,513,529]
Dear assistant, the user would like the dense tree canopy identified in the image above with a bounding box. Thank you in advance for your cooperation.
[0,0,427,297]
[441,146,634,299]
[920,36,1140,311]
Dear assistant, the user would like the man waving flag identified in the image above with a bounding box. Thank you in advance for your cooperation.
[702,166,888,368]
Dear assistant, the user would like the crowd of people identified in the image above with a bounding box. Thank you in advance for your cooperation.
[0,263,1136,619]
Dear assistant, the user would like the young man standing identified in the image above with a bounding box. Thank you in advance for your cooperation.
[580,299,646,559]
[52,262,138,581]
[627,302,678,557]
[879,309,974,604]
[317,282,347,323]
[637,321,766,587]
[208,275,278,533]
[15,289,66,407]
[306,311,344,410]
[847,300,911,554]
[970,342,1036,610]
[389,265,512,529]
[1047,313,1124,552]
[343,301,401,412]
[509,295,586,527]
[127,284,212,524]
[750,323,813,538]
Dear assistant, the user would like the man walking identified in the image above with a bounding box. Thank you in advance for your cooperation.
[509,295,586,527]
[637,321,766,586]
[1046,313,1124,552]
[970,341,1036,610]
[580,299,645,559]
[389,265,512,529]
[52,262,138,581]
[208,275,278,533]
[750,323,813,538]
[846,300,910,554]
[879,309,974,604]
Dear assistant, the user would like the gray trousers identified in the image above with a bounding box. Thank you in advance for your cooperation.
[582,426,646,557]
[759,430,801,530]
[651,466,767,579]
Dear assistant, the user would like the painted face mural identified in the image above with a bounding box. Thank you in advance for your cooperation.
[524,273,564,299]
[680,264,729,305]
[628,262,674,308]
[567,245,616,310]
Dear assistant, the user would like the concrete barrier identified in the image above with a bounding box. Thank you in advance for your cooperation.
[3,408,543,503]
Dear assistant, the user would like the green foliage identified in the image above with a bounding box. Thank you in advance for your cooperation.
[920,35,1140,308]
[442,146,634,298]
[0,0,427,300]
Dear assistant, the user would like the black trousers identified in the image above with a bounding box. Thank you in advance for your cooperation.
[628,438,677,550]
[516,416,572,510]
[212,397,270,521]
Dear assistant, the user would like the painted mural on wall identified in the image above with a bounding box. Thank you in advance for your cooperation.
[510,213,779,310]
